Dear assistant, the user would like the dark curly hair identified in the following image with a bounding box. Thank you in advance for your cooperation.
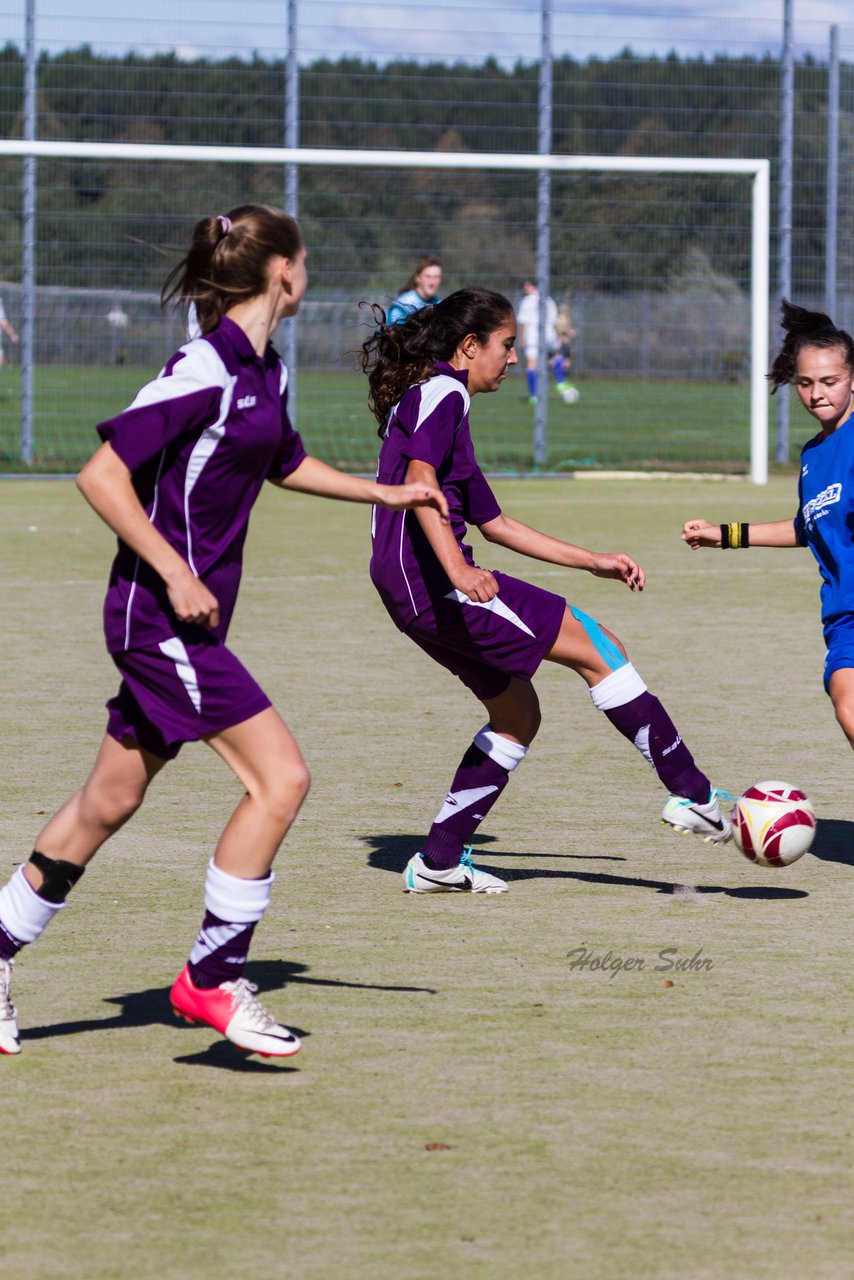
[161,204,303,335]
[360,287,515,433]
[768,299,854,393]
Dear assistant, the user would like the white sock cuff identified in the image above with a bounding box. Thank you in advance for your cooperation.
[0,865,64,944]
[589,662,647,711]
[474,726,528,772]
[204,860,274,924]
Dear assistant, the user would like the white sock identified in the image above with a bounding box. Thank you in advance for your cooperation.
[0,865,64,945]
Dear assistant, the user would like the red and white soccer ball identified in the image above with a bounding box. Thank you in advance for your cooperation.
[731,780,816,868]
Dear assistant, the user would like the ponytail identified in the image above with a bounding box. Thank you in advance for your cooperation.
[162,204,303,335]
[361,287,514,433]
[768,300,854,392]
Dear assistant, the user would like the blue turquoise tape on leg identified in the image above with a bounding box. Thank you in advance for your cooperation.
[569,604,628,671]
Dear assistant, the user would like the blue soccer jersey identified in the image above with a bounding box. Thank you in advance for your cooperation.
[370,362,502,627]
[794,418,854,635]
[96,316,306,653]
[386,289,441,327]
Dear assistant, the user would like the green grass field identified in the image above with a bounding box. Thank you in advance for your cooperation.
[1,476,851,1280]
[0,364,811,475]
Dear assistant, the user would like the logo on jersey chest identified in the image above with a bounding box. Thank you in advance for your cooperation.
[237,395,257,410]
[802,481,842,531]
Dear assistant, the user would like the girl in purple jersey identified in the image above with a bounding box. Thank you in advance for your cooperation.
[362,287,728,894]
[0,204,449,1059]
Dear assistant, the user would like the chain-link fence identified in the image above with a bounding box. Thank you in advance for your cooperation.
[0,2,852,472]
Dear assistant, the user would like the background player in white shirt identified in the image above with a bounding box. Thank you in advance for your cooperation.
[0,293,19,367]
[516,278,558,404]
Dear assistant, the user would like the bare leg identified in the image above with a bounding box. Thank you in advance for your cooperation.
[170,707,310,1041]
[544,606,627,684]
[25,734,167,892]
[480,676,542,746]
[828,668,854,749]
[205,706,310,879]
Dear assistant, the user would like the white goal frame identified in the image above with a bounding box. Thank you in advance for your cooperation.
[0,140,771,483]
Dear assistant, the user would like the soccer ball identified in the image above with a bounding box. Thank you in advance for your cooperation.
[731,780,816,867]
[561,385,580,404]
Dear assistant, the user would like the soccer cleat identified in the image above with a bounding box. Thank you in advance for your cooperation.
[0,959,21,1056]
[402,847,508,894]
[661,791,733,844]
[170,965,301,1058]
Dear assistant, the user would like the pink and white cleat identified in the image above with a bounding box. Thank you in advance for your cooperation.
[170,965,300,1058]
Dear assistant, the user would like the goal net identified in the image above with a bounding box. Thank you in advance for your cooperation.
[0,140,769,481]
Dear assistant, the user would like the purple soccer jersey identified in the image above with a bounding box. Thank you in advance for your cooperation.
[370,362,566,697]
[97,316,306,653]
[370,362,502,626]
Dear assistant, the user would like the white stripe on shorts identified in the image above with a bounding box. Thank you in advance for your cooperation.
[158,636,202,712]
[444,587,536,637]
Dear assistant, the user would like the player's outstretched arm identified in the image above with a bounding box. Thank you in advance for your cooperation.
[682,518,799,549]
[479,513,645,592]
[76,442,220,627]
[275,455,449,522]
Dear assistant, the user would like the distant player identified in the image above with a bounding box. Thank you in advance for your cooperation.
[516,277,558,404]
[682,300,854,755]
[0,205,449,1058]
[361,287,729,894]
[387,255,443,326]
[552,300,579,399]
[0,293,19,368]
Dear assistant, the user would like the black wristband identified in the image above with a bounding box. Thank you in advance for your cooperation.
[720,522,749,549]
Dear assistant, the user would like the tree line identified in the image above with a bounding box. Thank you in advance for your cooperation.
[0,44,849,295]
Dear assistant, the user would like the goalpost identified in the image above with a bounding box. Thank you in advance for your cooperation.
[0,139,770,483]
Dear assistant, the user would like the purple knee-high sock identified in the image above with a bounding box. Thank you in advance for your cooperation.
[589,664,711,805]
[188,912,258,989]
[187,861,273,989]
[421,729,528,870]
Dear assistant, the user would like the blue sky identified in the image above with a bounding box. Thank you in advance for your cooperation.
[5,0,852,64]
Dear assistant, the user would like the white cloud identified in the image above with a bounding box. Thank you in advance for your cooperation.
[13,0,854,63]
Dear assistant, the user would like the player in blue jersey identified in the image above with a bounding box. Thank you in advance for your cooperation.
[361,287,730,895]
[0,204,449,1059]
[386,255,443,326]
[683,300,854,749]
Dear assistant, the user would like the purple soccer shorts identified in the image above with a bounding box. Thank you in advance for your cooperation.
[106,635,271,760]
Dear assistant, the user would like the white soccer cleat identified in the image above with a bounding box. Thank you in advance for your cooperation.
[402,848,508,894]
[661,791,733,844]
[170,965,301,1058]
[0,959,21,1056]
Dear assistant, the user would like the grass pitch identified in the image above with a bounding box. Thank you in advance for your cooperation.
[1,476,851,1280]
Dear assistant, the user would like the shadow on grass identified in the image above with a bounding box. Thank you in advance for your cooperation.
[172,1041,301,1073]
[363,833,809,901]
[21,956,437,1060]
[809,818,854,867]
